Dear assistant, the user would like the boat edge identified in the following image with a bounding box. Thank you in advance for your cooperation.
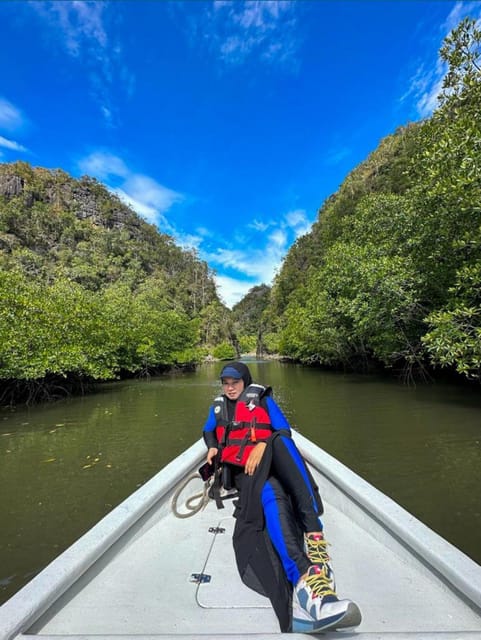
[292,430,481,612]
[0,440,206,640]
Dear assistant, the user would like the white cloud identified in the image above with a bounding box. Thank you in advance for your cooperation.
[112,187,160,225]
[79,151,129,179]
[122,174,183,216]
[0,100,29,155]
[204,218,299,287]
[178,0,300,68]
[415,67,446,118]
[35,1,108,57]
[0,135,28,153]
[445,1,481,33]
[0,98,25,132]
[284,208,312,237]
[30,1,133,125]
[202,205,314,306]
[269,228,287,249]
[214,274,257,308]
[248,219,270,232]
[196,226,215,238]
[210,238,284,307]
[175,231,204,250]
[403,1,481,118]
[78,151,184,228]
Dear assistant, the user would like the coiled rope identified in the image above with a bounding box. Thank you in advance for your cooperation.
[171,473,212,518]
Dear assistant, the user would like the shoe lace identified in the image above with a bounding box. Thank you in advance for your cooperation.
[305,534,331,566]
[304,567,337,600]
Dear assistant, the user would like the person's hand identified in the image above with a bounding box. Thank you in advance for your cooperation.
[207,447,218,465]
[244,442,267,476]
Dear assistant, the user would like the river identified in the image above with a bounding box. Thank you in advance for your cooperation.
[1,359,480,605]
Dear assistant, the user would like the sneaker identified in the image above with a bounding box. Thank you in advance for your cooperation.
[292,565,362,633]
[304,532,335,589]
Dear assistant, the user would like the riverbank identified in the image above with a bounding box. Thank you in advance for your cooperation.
[0,363,196,407]
[2,350,478,408]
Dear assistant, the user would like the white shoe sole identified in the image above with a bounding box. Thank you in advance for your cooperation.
[292,601,362,633]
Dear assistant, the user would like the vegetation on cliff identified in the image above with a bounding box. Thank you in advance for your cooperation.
[265,17,481,382]
[0,163,229,402]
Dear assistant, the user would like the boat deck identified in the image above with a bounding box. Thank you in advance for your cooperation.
[2,435,481,639]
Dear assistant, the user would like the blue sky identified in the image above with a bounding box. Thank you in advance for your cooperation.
[1,1,480,307]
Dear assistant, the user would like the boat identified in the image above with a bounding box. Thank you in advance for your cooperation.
[1,430,480,639]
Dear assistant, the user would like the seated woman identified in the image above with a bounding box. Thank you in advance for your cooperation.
[202,361,362,633]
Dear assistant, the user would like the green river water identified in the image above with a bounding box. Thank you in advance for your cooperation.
[1,359,480,605]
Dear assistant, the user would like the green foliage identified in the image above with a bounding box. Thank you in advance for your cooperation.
[212,342,236,360]
[422,256,481,379]
[199,301,234,349]
[0,163,220,395]
[0,163,219,313]
[411,16,481,379]
[238,335,256,354]
[270,15,481,381]
[0,270,201,384]
[0,270,115,380]
[232,284,272,355]
[262,332,281,354]
[439,17,481,103]
[232,284,271,332]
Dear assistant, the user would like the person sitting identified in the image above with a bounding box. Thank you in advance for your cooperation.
[202,361,362,633]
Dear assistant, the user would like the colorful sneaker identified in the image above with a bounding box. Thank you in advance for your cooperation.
[292,565,362,633]
[304,532,335,589]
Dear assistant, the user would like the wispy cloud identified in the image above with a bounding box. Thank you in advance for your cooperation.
[78,151,184,227]
[248,219,270,232]
[324,146,351,166]
[113,176,183,226]
[35,1,108,57]
[178,0,300,68]
[403,1,481,118]
[0,97,26,132]
[215,274,258,308]
[203,207,314,306]
[206,240,284,307]
[284,208,312,237]
[0,97,29,156]
[30,1,133,125]
[79,151,129,180]
[0,136,28,153]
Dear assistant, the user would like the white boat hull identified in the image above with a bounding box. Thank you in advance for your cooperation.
[1,432,480,639]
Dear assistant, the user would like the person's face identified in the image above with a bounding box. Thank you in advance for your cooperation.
[221,377,244,400]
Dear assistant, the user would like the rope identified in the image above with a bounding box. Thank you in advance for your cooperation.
[171,472,212,518]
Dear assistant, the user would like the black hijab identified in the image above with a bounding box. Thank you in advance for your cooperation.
[219,361,253,388]
[220,361,253,421]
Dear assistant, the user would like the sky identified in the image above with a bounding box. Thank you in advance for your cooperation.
[1,1,480,308]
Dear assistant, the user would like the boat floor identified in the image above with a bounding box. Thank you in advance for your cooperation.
[23,469,481,639]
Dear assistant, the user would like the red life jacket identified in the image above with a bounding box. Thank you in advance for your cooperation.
[214,384,273,467]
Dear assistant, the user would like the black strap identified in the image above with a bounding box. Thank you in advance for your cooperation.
[208,458,239,509]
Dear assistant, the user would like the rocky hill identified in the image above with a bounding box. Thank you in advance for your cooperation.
[0,161,218,315]
[0,162,231,403]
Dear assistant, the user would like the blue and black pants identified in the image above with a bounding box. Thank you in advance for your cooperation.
[233,434,323,586]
